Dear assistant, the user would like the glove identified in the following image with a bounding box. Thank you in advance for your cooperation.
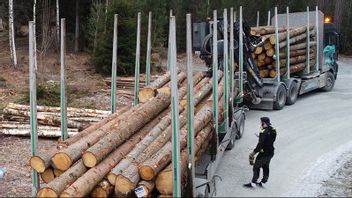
[249,152,255,166]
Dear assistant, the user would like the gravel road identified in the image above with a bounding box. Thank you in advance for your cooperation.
[215,56,352,197]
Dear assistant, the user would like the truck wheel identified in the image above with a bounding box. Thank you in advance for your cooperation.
[236,115,245,139]
[226,123,236,150]
[273,84,287,110]
[322,72,335,91]
[286,81,298,105]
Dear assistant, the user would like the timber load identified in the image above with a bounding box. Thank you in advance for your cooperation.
[251,25,317,78]
[32,69,231,198]
[0,103,111,137]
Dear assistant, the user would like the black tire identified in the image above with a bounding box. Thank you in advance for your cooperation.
[322,72,335,91]
[273,84,287,110]
[226,123,236,150]
[236,115,245,139]
[286,81,298,105]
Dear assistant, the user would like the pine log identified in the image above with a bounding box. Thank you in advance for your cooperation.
[269,25,314,45]
[280,61,315,75]
[259,69,269,78]
[264,41,273,50]
[51,105,145,171]
[258,53,266,61]
[269,70,277,78]
[37,160,87,197]
[254,47,263,55]
[53,169,63,177]
[279,31,315,49]
[59,109,162,198]
[251,26,286,35]
[107,75,208,185]
[114,79,225,194]
[274,49,314,60]
[137,180,155,197]
[266,48,274,57]
[264,57,272,65]
[288,41,317,51]
[40,168,55,184]
[0,128,78,137]
[273,53,315,68]
[30,107,129,173]
[91,179,113,198]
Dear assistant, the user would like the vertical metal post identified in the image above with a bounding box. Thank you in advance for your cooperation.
[170,16,181,198]
[315,6,319,71]
[304,7,310,74]
[186,13,195,197]
[235,7,243,104]
[284,7,290,80]
[167,10,173,71]
[256,11,260,27]
[133,12,141,106]
[111,14,118,113]
[29,21,39,196]
[267,10,271,26]
[145,12,152,86]
[60,18,68,140]
[212,10,219,143]
[234,11,237,22]
[229,8,234,110]
[223,8,229,134]
[274,7,281,82]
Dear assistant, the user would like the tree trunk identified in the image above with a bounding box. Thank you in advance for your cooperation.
[334,0,343,32]
[8,0,17,66]
[114,79,224,194]
[30,107,128,173]
[108,74,206,185]
[91,179,113,198]
[74,0,80,52]
[60,109,161,198]
[40,168,55,184]
[37,160,87,197]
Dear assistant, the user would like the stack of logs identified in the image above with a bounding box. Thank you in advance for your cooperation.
[251,25,316,78]
[33,70,227,197]
[0,103,110,137]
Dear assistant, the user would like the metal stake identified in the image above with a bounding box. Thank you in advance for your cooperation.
[267,10,271,26]
[212,10,219,142]
[274,7,281,82]
[304,7,310,74]
[235,7,243,104]
[284,7,290,80]
[111,14,118,113]
[29,20,39,196]
[186,13,195,197]
[229,8,234,110]
[60,18,68,140]
[167,10,173,71]
[133,12,141,106]
[145,12,152,86]
[223,8,229,134]
[315,6,319,71]
[234,11,237,22]
[170,16,181,198]
[256,11,260,27]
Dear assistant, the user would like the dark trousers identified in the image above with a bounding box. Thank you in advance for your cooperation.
[251,154,273,183]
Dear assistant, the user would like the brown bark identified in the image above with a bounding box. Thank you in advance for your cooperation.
[280,61,316,75]
[60,109,159,198]
[279,31,315,49]
[288,41,316,51]
[274,49,314,60]
[269,25,314,45]
[251,26,286,35]
[91,179,113,198]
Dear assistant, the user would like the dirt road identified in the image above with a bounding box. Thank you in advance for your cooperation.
[215,56,352,197]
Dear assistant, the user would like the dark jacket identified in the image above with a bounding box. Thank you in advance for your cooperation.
[254,126,277,156]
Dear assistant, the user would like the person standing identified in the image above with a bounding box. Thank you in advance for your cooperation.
[243,117,277,188]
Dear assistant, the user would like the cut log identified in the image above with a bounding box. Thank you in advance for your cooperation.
[274,49,314,60]
[114,79,225,194]
[59,108,163,198]
[30,107,129,173]
[136,180,155,197]
[91,179,113,198]
[264,41,273,50]
[37,160,87,198]
[40,168,55,184]
[280,61,315,75]
[107,74,208,185]
[264,57,272,65]
[259,69,269,78]
[266,48,274,57]
[287,41,316,51]
[254,46,263,55]
[269,70,277,78]
[53,169,63,177]
[0,128,78,138]
[273,53,315,68]
[251,26,286,35]
[279,31,315,49]
[269,25,314,45]
[258,53,266,61]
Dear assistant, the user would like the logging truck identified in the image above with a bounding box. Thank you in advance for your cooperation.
[193,10,339,111]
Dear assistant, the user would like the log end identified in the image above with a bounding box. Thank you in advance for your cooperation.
[37,187,58,198]
[40,168,55,183]
[107,172,117,185]
[155,170,172,195]
[91,187,108,198]
[59,192,71,198]
[53,169,64,177]
[180,99,187,107]
[82,151,97,168]
[115,175,135,194]
[139,88,156,103]
[156,87,171,96]
[30,156,46,173]
[51,152,72,171]
[139,165,155,181]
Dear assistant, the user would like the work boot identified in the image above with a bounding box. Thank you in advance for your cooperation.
[256,182,264,188]
[243,182,256,188]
